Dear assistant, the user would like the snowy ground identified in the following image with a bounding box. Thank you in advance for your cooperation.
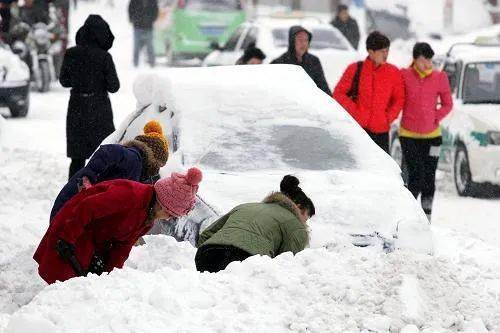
[1,1,500,332]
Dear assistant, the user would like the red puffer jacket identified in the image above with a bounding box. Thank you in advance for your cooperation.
[333,58,405,133]
[34,180,154,284]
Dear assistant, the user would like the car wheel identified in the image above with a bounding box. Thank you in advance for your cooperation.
[390,135,408,185]
[9,92,30,118]
[454,144,476,196]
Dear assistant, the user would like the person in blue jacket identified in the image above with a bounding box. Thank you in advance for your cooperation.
[50,120,169,221]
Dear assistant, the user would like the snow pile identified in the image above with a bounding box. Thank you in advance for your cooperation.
[4,235,499,332]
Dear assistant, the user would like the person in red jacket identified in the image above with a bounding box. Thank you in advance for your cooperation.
[33,167,203,284]
[333,31,405,153]
[400,43,453,222]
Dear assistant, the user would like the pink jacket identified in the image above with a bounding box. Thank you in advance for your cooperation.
[401,68,453,133]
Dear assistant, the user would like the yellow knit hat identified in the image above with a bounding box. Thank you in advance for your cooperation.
[134,120,169,166]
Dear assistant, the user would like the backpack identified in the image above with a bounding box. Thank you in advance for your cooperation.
[347,61,364,102]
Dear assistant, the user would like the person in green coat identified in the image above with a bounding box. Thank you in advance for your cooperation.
[195,175,315,273]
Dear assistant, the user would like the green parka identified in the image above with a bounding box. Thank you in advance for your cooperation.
[197,192,309,257]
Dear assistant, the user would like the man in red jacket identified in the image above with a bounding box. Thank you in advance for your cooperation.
[333,31,405,153]
[34,168,203,284]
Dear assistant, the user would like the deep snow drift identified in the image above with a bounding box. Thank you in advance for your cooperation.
[1,1,500,332]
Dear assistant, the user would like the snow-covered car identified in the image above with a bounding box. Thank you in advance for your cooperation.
[0,42,30,118]
[106,65,432,254]
[391,44,500,197]
[201,16,360,89]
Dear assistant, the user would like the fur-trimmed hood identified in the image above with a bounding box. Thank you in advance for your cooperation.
[262,192,302,221]
[122,139,159,177]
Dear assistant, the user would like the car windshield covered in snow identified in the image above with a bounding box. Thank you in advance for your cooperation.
[272,28,350,50]
[183,0,242,11]
[463,62,500,104]
[199,124,355,171]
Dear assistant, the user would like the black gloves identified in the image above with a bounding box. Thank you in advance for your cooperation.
[55,239,75,261]
[88,255,105,276]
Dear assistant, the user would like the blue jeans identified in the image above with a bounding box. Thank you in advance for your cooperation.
[133,28,155,67]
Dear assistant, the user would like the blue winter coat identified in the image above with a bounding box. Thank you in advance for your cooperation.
[50,144,147,221]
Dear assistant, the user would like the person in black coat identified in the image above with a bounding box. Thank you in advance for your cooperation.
[331,5,360,50]
[0,0,17,38]
[128,0,158,67]
[59,15,120,179]
[50,120,169,221]
[271,26,331,95]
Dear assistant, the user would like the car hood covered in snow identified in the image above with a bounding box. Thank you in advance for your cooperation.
[112,65,432,254]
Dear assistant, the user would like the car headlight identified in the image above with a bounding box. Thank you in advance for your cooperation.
[487,131,500,145]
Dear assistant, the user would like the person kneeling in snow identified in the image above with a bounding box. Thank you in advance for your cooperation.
[34,168,202,284]
[49,120,169,221]
[195,175,315,273]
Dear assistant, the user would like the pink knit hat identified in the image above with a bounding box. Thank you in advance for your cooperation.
[154,168,203,217]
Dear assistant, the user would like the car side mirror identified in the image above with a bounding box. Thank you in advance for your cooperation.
[209,41,222,51]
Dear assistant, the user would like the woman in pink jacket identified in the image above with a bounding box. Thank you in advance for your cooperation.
[400,42,453,222]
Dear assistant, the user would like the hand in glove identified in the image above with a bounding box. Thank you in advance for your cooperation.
[88,255,105,276]
[55,239,75,261]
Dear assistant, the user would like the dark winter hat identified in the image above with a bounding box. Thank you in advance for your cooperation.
[134,121,169,167]
[241,46,266,64]
[280,175,315,217]
[76,14,114,51]
[366,31,390,51]
[337,4,348,13]
[413,42,435,59]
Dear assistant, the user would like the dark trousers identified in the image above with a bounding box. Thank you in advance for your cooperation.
[133,28,155,67]
[69,158,85,180]
[0,7,11,34]
[400,136,442,217]
[195,245,251,273]
[366,131,389,153]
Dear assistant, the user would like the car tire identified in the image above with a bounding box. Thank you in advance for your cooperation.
[9,92,30,118]
[390,135,408,185]
[39,60,51,93]
[454,144,477,196]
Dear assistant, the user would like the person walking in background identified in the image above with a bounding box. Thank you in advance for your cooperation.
[0,0,17,40]
[195,175,315,273]
[34,168,202,284]
[333,31,404,153]
[60,15,120,179]
[50,121,169,221]
[400,43,453,222]
[331,4,360,49]
[235,45,266,65]
[271,25,331,95]
[128,0,158,67]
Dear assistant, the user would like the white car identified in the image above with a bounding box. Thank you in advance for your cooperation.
[0,42,30,118]
[106,65,432,254]
[201,16,360,90]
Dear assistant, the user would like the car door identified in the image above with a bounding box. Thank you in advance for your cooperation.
[440,60,463,170]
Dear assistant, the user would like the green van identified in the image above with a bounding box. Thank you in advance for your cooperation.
[154,0,246,64]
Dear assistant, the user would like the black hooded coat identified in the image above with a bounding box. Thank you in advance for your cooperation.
[271,26,331,95]
[59,15,120,159]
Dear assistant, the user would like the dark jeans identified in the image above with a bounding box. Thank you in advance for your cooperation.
[0,7,11,34]
[133,28,155,67]
[366,131,389,153]
[69,158,85,180]
[400,136,442,217]
[195,245,251,273]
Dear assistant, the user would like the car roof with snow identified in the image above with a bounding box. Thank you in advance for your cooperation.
[247,16,331,29]
[447,44,500,63]
[110,65,432,254]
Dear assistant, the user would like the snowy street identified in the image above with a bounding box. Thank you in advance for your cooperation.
[1,1,500,332]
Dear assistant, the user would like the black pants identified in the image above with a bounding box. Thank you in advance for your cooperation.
[400,136,442,217]
[69,158,85,180]
[0,7,11,34]
[195,245,251,273]
[366,131,389,154]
